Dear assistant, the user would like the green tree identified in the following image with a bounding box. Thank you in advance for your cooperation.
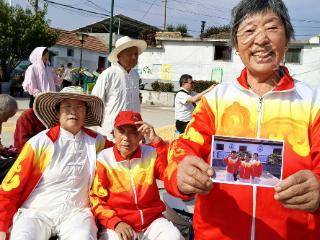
[0,0,58,82]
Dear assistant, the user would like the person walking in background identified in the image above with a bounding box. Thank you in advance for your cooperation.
[92,36,147,141]
[63,63,73,87]
[22,47,62,108]
[164,0,320,239]
[175,74,214,134]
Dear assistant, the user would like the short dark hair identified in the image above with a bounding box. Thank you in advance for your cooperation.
[42,48,49,56]
[230,0,294,47]
[179,74,192,87]
[67,63,72,67]
[231,150,237,154]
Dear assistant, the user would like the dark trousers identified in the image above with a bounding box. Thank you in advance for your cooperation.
[176,120,189,134]
[29,95,35,108]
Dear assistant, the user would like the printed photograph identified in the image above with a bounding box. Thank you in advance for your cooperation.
[210,135,284,187]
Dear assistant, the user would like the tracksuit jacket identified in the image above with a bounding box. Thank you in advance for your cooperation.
[164,67,320,240]
[0,125,111,234]
[90,140,168,232]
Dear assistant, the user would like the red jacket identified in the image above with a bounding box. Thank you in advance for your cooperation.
[90,140,168,232]
[223,155,240,174]
[251,161,263,177]
[164,68,320,240]
[239,161,252,179]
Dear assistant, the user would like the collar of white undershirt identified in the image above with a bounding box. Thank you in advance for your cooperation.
[60,127,83,141]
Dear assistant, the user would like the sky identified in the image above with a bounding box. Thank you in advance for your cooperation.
[10,0,320,40]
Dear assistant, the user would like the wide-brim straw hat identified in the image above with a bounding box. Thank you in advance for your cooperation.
[34,86,104,128]
[108,36,147,63]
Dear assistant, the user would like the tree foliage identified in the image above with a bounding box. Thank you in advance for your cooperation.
[166,24,190,37]
[0,0,58,81]
[201,25,231,39]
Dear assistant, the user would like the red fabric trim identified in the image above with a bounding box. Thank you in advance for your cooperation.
[82,127,98,138]
[113,145,142,162]
[107,216,123,230]
[236,67,295,91]
[46,125,60,142]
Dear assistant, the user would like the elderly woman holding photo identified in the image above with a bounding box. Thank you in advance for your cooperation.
[164,0,320,239]
[0,87,112,240]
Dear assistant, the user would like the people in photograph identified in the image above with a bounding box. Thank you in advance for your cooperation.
[239,153,252,183]
[92,36,147,141]
[63,63,73,87]
[90,111,183,240]
[251,153,263,184]
[0,86,113,240]
[223,150,240,182]
[175,74,214,134]
[22,47,63,108]
[164,0,320,239]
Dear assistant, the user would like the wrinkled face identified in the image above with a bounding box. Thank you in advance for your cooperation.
[114,124,142,159]
[182,78,194,92]
[236,10,287,77]
[118,46,139,71]
[42,51,50,65]
[58,99,86,135]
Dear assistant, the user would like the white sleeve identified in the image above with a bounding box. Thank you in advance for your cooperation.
[91,71,110,101]
[176,92,190,104]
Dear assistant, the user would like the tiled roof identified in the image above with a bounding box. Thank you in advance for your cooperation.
[55,29,108,53]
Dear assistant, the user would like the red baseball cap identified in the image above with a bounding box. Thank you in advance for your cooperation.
[114,111,143,128]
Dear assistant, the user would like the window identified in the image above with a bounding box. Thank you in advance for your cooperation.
[214,45,232,61]
[273,148,282,155]
[285,48,301,64]
[216,144,224,150]
[67,48,74,57]
[239,146,247,152]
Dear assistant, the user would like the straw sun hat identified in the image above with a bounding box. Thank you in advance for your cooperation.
[108,36,147,63]
[33,86,104,128]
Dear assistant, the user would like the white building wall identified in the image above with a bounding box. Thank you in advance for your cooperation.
[49,46,107,72]
[138,39,320,89]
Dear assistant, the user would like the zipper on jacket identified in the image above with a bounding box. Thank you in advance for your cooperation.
[256,97,263,138]
[128,160,145,229]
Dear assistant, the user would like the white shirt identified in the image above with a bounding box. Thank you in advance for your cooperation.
[22,128,91,219]
[92,63,140,140]
[175,87,196,122]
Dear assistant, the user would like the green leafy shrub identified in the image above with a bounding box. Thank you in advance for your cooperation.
[151,81,174,92]
[193,80,217,93]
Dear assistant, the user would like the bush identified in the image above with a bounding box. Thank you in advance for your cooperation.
[193,80,217,93]
[151,81,174,92]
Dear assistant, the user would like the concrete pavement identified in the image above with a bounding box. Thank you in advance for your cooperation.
[1,96,176,147]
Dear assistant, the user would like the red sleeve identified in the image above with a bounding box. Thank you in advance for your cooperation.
[149,139,168,180]
[310,110,320,179]
[90,161,122,230]
[164,97,215,199]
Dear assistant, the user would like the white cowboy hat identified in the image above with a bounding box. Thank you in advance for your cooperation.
[108,36,147,63]
[33,86,104,128]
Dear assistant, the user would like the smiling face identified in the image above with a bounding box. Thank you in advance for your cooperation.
[58,99,86,135]
[113,124,142,159]
[236,10,287,79]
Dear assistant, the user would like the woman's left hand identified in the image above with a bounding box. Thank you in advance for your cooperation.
[274,170,320,212]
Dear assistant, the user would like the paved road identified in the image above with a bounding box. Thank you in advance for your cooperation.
[1,97,175,147]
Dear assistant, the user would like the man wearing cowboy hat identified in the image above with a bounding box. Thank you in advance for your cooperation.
[0,86,113,240]
[92,36,147,141]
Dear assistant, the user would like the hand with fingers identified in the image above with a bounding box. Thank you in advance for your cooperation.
[177,155,215,195]
[0,232,6,240]
[115,221,136,240]
[136,121,161,144]
[274,170,320,212]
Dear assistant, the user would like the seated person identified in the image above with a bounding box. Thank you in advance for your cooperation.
[90,111,183,240]
[14,108,46,153]
[0,87,113,240]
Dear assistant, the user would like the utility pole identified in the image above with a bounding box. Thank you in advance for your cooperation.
[162,0,167,31]
[108,0,114,67]
[200,21,206,39]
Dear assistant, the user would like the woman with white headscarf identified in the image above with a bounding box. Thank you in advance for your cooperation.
[23,47,62,108]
